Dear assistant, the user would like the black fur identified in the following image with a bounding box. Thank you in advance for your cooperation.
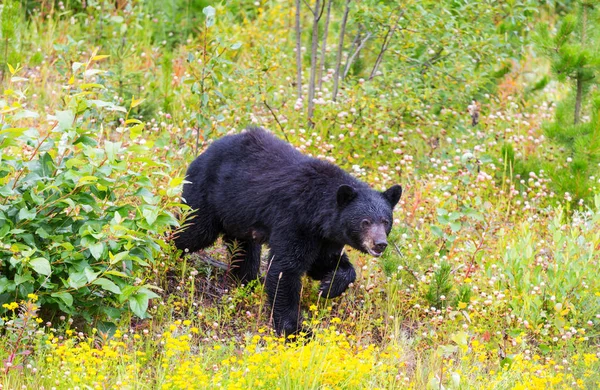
[175,127,401,335]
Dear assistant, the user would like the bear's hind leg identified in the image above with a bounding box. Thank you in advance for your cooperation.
[174,211,221,253]
[224,236,261,284]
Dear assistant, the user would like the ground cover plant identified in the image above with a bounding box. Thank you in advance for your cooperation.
[0,0,599,389]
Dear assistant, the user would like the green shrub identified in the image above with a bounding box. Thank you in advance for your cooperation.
[0,61,181,324]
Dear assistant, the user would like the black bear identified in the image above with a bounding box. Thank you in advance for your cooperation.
[175,127,402,335]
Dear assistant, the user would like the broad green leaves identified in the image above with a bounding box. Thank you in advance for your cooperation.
[0,86,179,321]
[29,258,51,276]
[128,287,160,319]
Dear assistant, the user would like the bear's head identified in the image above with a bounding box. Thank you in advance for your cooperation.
[337,184,402,257]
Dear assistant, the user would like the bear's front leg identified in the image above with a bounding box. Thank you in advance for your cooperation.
[308,250,356,299]
[265,237,316,336]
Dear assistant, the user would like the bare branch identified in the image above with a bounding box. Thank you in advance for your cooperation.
[369,9,405,80]
[343,31,372,80]
[332,0,351,102]
[316,0,327,21]
[302,0,314,15]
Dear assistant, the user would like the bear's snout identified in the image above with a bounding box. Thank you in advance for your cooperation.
[362,224,389,257]
[373,241,388,253]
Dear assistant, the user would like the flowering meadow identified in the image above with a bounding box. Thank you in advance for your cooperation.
[1,0,600,389]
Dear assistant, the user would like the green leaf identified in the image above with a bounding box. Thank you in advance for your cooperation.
[92,278,121,294]
[500,355,515,369]
[84,267,99,282]
[0,224,10,238]
[430,225,444,238]
[51,291,74,307]
[129,123,144,140]
[0,277,14,294]
[55,110,75,131]
[104,141,122,162]
[450,221,462,232]
[88,242,105,260]
[29,257,51,276]
[142,208,159,225]
[129,293,150,318]
[109,251,129,265]
[448,212,462,221]
[18,207,36,221]
[67,270,88,289]
[96,321,118,338]
[451,331,468,347]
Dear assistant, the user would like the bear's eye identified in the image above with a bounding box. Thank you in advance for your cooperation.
[382,219,390,226]
[361,219,371,229]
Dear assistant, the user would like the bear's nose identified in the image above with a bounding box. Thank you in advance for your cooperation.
[373,242,388,253]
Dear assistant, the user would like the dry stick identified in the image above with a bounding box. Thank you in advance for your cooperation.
[307,0,322,127]
[295,0,303,101]
[269,272,283,331]
[342,31,372,80]
[323,248,346,299]
[257,255,276,330]
[369,9,404,80]
[332,0,351,102]
[317,0,333,91]
[264,100,290,143]
[258,75,291,142]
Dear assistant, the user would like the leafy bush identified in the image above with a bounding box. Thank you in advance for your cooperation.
[500,200,600,328]
[0,60,181,323]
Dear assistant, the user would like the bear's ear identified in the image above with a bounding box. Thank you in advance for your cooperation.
[337,184,358,207]
[382,185,402,207]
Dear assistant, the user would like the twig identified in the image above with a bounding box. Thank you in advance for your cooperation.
[264,100,290,142]
[392,243,419,282]
[258,72,290,142]
[301,0,314,15]
[369,8,405,80]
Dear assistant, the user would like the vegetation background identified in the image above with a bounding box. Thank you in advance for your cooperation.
[0,0,599,388]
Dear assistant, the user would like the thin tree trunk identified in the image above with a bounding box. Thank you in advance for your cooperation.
[307,0,322,126]
[369,9,403,80]
[343,31,372,80]
[574,4,588,125]
[332,0,351,102]
[317,0,333,90]
[295,0,303,101]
